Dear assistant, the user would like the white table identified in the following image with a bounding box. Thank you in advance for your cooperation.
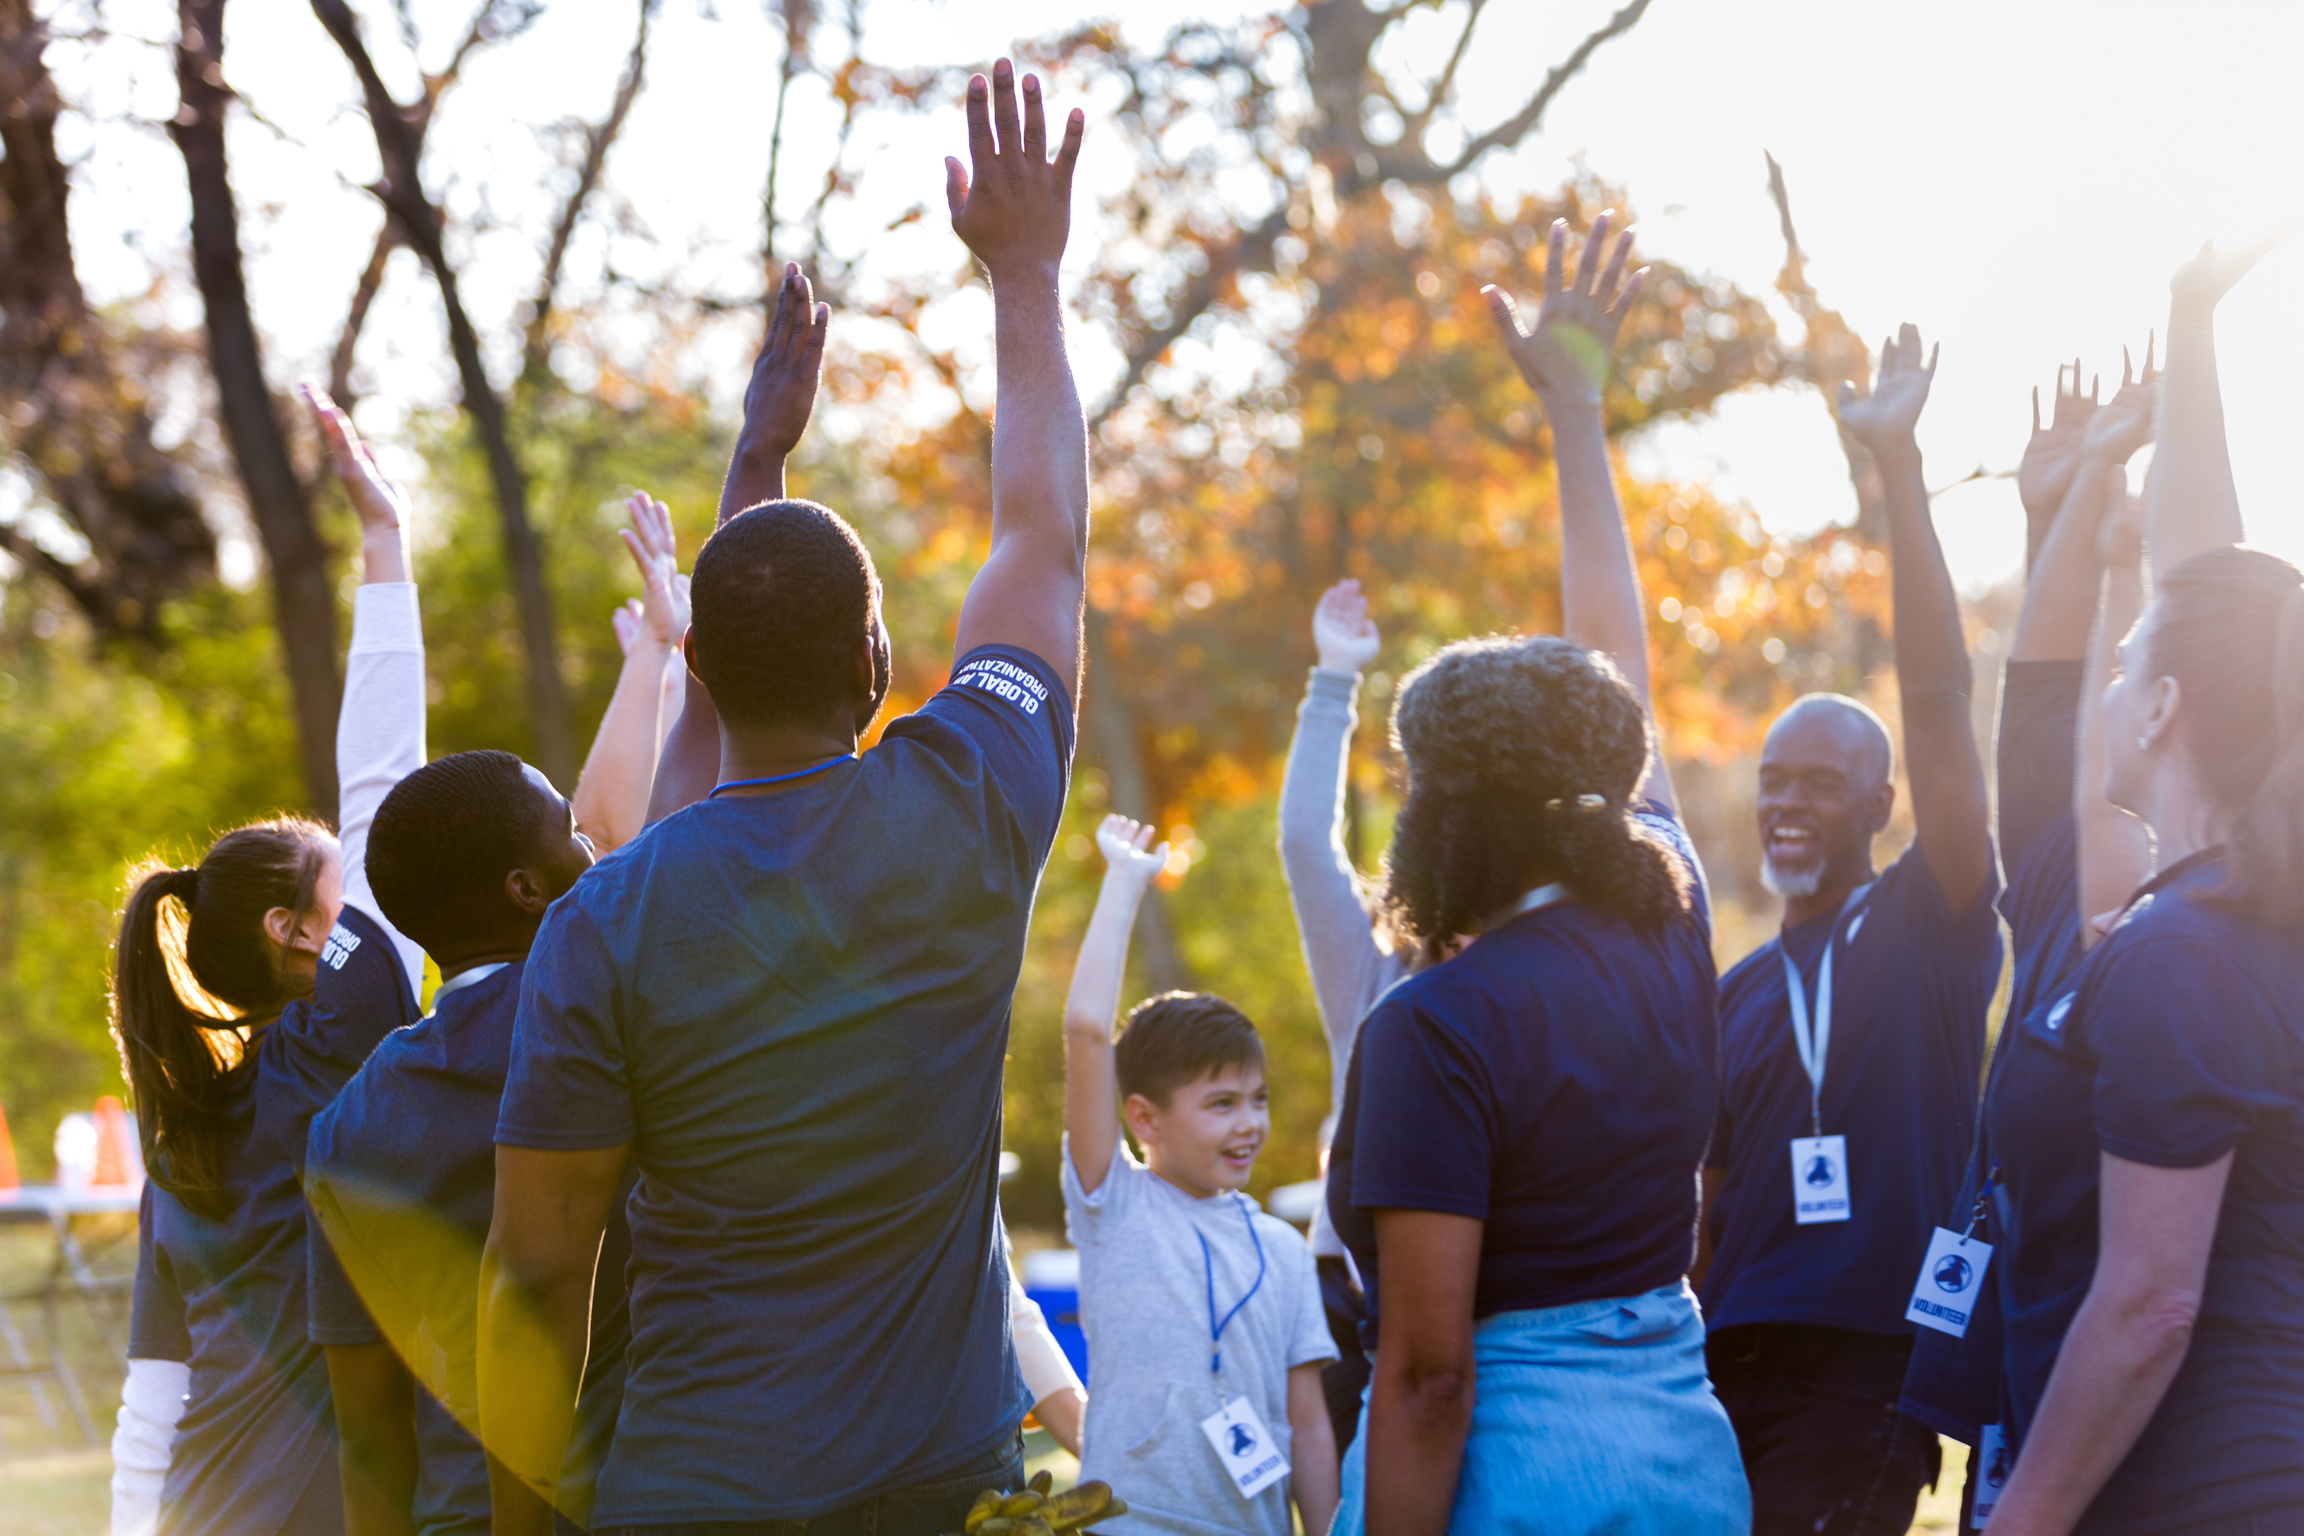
[1,1183,142,1447]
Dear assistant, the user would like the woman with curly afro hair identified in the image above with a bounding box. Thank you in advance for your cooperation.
[1324,215,1746,1535]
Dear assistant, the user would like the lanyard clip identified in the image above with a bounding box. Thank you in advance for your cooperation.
[1963,1162,1999,1241]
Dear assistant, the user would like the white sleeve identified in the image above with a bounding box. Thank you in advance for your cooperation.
[110,1357,189,1536]
[1004,1227,1083,1405]
[337,582,428,993]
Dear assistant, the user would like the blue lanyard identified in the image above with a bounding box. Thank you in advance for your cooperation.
[1195,1194,1267,1378]
[1781,881,1872,1138]
[708,756,854,798]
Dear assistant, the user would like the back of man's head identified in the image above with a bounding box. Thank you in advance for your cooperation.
[1114,991,1265,1107]
[689,500,879,728]
[367,750,548,960]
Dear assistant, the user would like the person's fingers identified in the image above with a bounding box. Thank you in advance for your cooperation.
[991,58,1022,159]
[1897,322,1921,366]
[2089,372,2099,404]
[1053,108,1084,197]
[1595,228,1635,308]
[1926,342,1940,380]
[1837,379,1857,413]
[944,156,969,221]
[763,270,794,363]
[2143,330,2157,382]
[619,527,648,576]
[1544,220,1567,299]
[1022,72,1047,161]
[2031,385,2041,434]
[1481,285,1526,342]
[1134,824,1155,853]
[1612,266,1649,319]
[1579,211,1612,297]
[964,72,994,169]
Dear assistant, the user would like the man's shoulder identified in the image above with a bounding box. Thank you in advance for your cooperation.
[1720,934,1785,997]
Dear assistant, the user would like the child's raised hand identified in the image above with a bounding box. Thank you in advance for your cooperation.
[1095,814,1170,888]
[619,491,689,648]
[1312,578,1380,674]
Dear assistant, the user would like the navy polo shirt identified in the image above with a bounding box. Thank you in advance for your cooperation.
[128,903,419,1536]
[306,960,634,1536]
[1704,838,2002,1336]
[1331,807,1717,1344]
[1990,854,2304,1534]
[497,645,1073,1525]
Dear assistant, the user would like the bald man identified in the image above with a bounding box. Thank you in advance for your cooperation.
[1695,329,2001,1536]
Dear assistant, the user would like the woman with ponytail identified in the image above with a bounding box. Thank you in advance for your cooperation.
[111,389,430,1536]
[1983,237,2304,1536]
[1323,215,1744,1535]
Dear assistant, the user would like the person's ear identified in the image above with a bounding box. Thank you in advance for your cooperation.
[504,866,556,917]
[2141,673,2182,755]
[1867,778,1896,837]
[852,631,875,700]
[265,903,329,957]
[682,628,703,683]
[1122,1092,1162,1149]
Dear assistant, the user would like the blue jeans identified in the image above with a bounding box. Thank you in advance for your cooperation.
[1332,1284,1749,1535]
[596,1434,1025,1536]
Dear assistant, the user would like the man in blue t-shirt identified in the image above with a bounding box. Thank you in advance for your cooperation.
[1696,328,2001,1536]
[303,749,603,1536]
[476,60,1091,1536]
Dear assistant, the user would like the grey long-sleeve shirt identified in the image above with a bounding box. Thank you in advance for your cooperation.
[1277,667,1409,1258]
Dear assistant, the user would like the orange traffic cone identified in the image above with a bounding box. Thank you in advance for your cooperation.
[93,1096,133,1186]
[0,1102,18,1192]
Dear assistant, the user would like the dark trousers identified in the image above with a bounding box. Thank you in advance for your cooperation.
[1317,1254,1372,1457]
[1708,1324,1940,1536]
[597,1434,1025,1536]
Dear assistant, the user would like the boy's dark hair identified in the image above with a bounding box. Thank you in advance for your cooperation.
[1114,991,1265,1107]
[367,750,546,956]
[689,499,879,728]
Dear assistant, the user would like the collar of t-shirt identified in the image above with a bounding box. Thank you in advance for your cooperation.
[433,962,510,1005]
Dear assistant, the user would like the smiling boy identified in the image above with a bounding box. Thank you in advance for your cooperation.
[1062,816,1338,1536]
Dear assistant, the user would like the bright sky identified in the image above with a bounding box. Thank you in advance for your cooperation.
[44,0,2304,590]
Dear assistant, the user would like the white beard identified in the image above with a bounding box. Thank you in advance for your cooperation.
[1761,856,1824,900]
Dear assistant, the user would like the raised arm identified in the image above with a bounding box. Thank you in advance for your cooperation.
[1485,214,1673,812]
[2011,346,2155,665]
[2147,231,2285,569]
[306,385,427,989]
[573,493,688,852]
[1063,815,1169,1196]
[1838,326,1992,911]
[1278,581,1389,1069]
[2076,484,2154,944]
[946,60,1089,693]
[2013,361,2096,579]
[646,269,826,823]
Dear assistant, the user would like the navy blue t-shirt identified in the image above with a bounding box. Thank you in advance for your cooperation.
[1704,837,2002,1336]
[305,960,633,1536]
[497,645,1073,1524]
[1990,855,2304,1534]
[1903,662,2087,1441]
[1330,807,1717,1345]
[129,903,419,1536]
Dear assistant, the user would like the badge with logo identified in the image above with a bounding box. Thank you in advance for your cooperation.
[1905,1224,1994,1338]
[1972,1423,2009,1527]
[1200,1396,1289,1500]
[1788,1134,1851,1224]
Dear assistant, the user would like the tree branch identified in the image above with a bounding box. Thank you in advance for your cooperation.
[1441,0,1649,177]
[1408,0,1486,132]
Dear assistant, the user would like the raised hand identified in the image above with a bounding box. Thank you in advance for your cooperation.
[2170,227,2291,320]
[1095,814,1170,889]
[2081,339,2159,467]
[1484,212,1646,411]
[617,491,690,648]
[735,265,828,474]
[946,58,1084,281]
[2016,359,2098,526]
[1312,578,1380,674]
[1837,323,1938,452]
[304,383,408,539]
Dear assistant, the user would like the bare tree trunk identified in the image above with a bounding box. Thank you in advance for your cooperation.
[1084,615,1193,993]
[0,0,216,637]
[172,0,343,812]
[310,0,575,786]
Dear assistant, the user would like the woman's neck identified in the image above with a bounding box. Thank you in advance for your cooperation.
[2142,757,2232,869]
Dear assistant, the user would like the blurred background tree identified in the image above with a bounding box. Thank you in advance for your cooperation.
[0,0,1958,1228]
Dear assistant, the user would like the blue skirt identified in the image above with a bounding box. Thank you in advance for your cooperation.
[1332,1283,1750,1535]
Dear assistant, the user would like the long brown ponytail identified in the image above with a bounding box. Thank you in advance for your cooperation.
[2151,547,2304,926]
[110,820,330,1215]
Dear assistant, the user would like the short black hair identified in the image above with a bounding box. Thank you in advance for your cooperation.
[367,750,549,957]
[689,499,878,727]
[1113,991,1265,1107]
